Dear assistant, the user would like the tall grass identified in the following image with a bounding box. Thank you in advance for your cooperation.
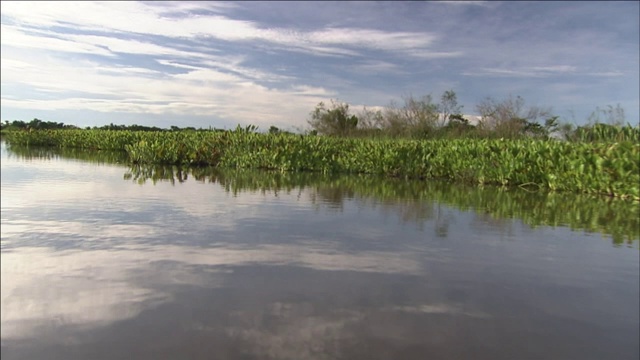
[3,129,639,200]
[568,123,640,143]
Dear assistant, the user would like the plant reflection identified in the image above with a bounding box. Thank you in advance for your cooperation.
[4,143,638,246]
[123,165,638,246]
[5,142,128,164]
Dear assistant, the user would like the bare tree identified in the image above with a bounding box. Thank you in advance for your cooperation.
[356,106,385,130]
[438,90,463,127]
[475,95,552,137]
[381,94,439,137]
[587,104,626,126]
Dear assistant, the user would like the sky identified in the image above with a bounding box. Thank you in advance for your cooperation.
[1,1,638,131]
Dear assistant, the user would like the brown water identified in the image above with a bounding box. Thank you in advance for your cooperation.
[1,142,638,360]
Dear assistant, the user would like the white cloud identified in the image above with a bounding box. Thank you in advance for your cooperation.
[309,28,436,51]
[437,1,492,6]
[66,33,208,58]
[586,71,624,77]
[0,25,115,57]
[0,48,331,126]
[352,60,401,73]
[1,2,450,59]
[404,50,464,59]
[1,1,638,126]
[463,65,581,78]
[4,3,429,127]
[530,65,577,73]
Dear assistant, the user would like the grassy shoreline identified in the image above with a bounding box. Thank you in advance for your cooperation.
[3,142,638,245]
[3,129,639,200]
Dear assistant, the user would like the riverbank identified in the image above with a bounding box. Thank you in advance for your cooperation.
[3,129,639,200]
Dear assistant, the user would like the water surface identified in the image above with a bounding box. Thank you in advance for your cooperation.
[1,142,638,360]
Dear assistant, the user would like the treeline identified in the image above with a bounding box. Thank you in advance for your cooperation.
[0,119,227,132]
[0,119,297,135]
[307,92,639,142]
[2,91,638,143]
[1,118,79,131]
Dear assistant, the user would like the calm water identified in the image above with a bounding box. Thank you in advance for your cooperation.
[1,141,638,360]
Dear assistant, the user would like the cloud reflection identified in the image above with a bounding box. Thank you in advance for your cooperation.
[1,238,431,341]
[2,145,638,359]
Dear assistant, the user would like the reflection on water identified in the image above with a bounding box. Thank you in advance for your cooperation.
[1,142,639,360]
[123,164,640,246]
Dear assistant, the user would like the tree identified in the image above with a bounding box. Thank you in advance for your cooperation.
[356,106,385,130]
[308,99,358,136]
[268,125,281,134]
[438,90,463,127]
[382,94,439,137]
[587,104,626,126]
[475,95,552,138]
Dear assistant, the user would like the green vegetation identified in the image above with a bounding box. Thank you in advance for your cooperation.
[0,119,225,132]
[2,93,638,199]
[1,118,80,131]
[4,142,128,164]
[3,128,639,200]
[306,93,639,142]
[4,143,637,246]
[122,166,638,247]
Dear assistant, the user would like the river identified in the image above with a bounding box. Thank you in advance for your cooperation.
[1,141,638,360]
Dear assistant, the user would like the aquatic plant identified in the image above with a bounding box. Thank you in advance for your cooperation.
[3,130,639,200]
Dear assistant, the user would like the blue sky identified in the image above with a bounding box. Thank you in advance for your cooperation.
[1,1,638,131]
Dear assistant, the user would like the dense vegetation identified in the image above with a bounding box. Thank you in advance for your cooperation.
[2,93,638,199]
[3,127,639,200]
[306,93,638,142]
[0,118,224,132]
[5,141,638,246]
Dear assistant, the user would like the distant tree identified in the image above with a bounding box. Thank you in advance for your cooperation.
[382,94,439,138]
[438,90,463,127]
[448,113,469,125]
[0,119,78,130]
[441,113,476,138]
[269,125,281,134]
[587,104,626,126]
[475,95,553,138]
[356,106,385,130]
[308,99,358,136]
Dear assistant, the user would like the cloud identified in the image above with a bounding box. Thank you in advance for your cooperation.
[350,60,404,74]
[1,2,448,59]
[1,1,455,127]
[1,238,424,340]
[585,71,624,77]
[0,47,332,127]
[1,1,638,127]
[0,25,115,57]
[463,65,579,78]
[437,1,492,6]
